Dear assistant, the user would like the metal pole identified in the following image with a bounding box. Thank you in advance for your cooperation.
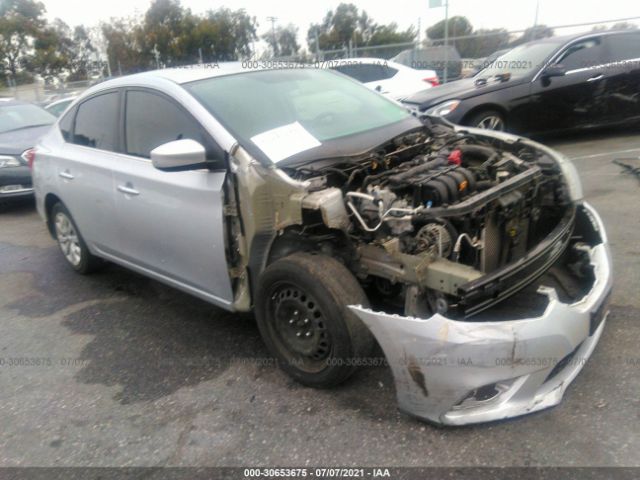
[267,16,278,56]
[532,0,540,40]
[443,0,449,83]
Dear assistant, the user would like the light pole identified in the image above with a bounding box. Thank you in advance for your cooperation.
[443,0,449,83]
[267,16,278,56]
[428,0,450,83]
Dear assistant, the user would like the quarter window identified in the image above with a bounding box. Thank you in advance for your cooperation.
[72,92,119,151]
[603,32,640,63]
[124,90,217,160]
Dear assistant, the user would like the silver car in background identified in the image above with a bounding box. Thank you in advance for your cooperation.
[33,64,612,425]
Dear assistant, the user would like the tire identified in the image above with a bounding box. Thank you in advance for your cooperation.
[255,253,375,388]
[466,109,506,131]
[51,202,103,274]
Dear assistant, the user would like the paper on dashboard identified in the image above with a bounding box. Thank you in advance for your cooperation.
[250,122,321,163]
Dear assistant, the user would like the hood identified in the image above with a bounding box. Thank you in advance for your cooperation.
[0,124,54,155]
[402,75,526,109]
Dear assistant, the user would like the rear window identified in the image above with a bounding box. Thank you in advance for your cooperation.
[72,92,119,151]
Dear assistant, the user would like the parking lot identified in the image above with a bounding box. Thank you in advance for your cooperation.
[0,128,639,467]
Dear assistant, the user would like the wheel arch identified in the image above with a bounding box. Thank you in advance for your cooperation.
[44,193,63,237]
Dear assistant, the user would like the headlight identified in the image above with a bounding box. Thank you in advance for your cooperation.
[425,99,461,116]
[0,155,21,168]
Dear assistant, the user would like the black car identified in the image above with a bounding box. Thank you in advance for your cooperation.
[0,100,56,201]
[403,30,640,135]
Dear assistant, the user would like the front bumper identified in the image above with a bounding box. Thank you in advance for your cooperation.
[350,202,612,425]
[0,165,33,198]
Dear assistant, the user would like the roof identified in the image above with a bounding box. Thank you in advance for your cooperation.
[107,61,248,87]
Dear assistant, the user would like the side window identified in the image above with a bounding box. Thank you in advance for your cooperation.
[557,38,605,71]
[380,65,398,80]
[603,33,640,63]
[58,107,75,142]
[125,90,223,162]
[72,92,119,151]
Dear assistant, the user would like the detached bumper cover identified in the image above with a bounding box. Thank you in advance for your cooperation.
[350,202,612,425]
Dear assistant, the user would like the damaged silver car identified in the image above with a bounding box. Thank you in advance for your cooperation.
[33,65,612,425]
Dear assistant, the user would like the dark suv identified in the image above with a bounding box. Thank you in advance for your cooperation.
[403,30,640,135]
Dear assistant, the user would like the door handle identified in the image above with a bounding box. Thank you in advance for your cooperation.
[587,74,604,82]
[59,171,74,180]
[117,184,140,196]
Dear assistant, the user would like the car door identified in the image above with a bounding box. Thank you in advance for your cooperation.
[601,32,640,123]
[528,37,608,133]
[53,90,120,254]
[111,88,233,307]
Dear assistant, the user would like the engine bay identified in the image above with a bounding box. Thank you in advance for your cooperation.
[281,120,582,319]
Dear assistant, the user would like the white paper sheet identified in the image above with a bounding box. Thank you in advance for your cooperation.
[250,122,321,163]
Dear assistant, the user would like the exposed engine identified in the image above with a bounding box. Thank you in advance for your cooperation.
[287,121,574,318]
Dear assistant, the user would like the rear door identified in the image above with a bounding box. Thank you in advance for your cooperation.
[601,32,640,123]
[111,88,233,306]
[53,90,120,254]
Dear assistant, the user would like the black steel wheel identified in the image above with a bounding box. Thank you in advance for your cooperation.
[255,253,374,387]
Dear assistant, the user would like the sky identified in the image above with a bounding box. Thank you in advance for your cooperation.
[43,0,638,48]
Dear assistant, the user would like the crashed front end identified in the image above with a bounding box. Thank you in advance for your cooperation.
[271,120,612,425]
[351,200,611,425]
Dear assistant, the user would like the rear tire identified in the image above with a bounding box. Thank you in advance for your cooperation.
[466,109,506,131]
[51,202,103,274]
[255,253,374,388]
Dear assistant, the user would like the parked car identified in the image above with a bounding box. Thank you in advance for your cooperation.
[328,58,439,100]
[467,48,511,77]
[0,99,56,201]
[33,65,611,425]
[403,30,640,134]
[44,96,76,117]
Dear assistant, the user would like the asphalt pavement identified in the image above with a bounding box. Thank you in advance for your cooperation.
[0,128,639,467]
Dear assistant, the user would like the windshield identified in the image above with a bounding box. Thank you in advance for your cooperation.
[184,69,411,162]
[0,103,56,134]
[477,41,563,80]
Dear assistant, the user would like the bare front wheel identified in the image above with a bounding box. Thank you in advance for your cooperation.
[255,253,375,388]
[51,203,103,274]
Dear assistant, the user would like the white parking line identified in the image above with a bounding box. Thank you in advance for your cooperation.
[568,147,640,161]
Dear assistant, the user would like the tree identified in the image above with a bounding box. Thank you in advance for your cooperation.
[26,18,73,84]
[67,26,97,80]
[307,3,376,52]
[190,8,257,62]
[610,22,637,30]
[426,15,473,49]
[262,24,299,57]
[510,25,553,46]
[102,17,148,74]
[306,2,415,57]
[139,0,189,66]
[457,28,510,58]
[0,0,46,82]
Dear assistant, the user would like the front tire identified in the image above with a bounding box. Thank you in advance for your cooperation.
[466,109,506,131]
[255,253,374,388]
[52,203,103,274]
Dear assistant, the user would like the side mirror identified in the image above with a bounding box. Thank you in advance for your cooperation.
[541,64,566,78]
[151,139,207,171]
